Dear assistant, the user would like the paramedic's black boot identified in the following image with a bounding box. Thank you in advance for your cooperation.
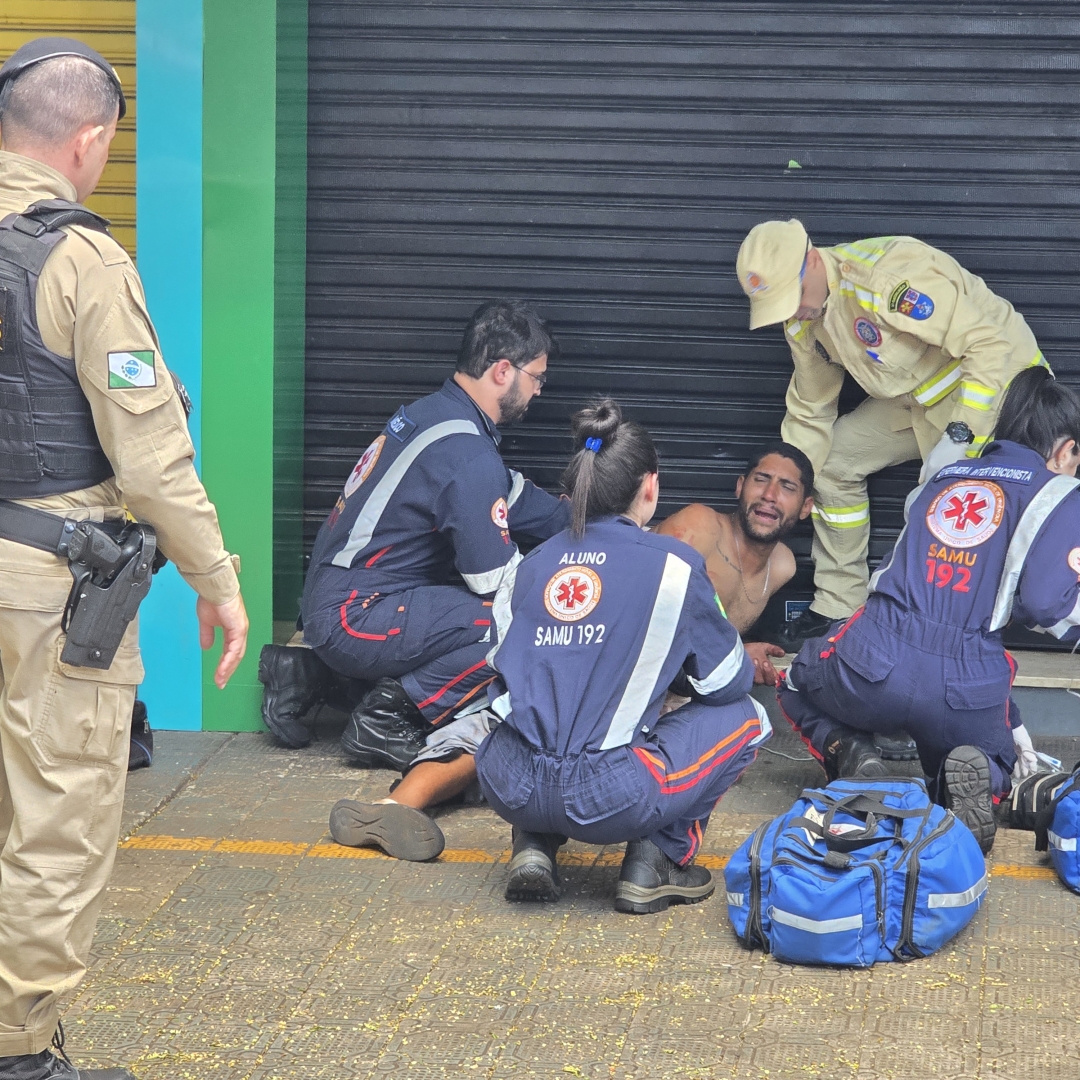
[127,699,153,770]
[942,745,996,854]
[341,678,428,771]
[998,768,1076,847]
[258,643,334,749]
[505,829,564,902]
[614,837,714,915]
[875,730,919,761]
[824,730,888,782]
[774,607,834,652]
[329,798,445,861]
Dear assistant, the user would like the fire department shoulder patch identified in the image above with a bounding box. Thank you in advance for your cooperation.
[344,435,385,498]
[491,497,509,529]
[925,480,1005,549]
[544,566,602,622]
[853,317,883,347]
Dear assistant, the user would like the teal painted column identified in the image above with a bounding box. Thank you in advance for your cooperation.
[201,0,307,730]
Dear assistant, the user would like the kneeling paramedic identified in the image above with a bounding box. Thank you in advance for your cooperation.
[473,398,770,914]
[268,300,569,773]
[777,367,1080,854]
[0,39,247,1080]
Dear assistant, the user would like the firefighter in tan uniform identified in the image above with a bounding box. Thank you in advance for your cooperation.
[0,39,248,1080]
[736,218,1046,649]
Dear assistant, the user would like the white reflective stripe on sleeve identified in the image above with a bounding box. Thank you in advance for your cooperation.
[486,554,522,668]
[726,891,745,907]
[463,549,521,597]
[599,552,692,750]
[768,907,863,934]
[1036,593,1080,640]
[332,419,481,567]
[688,637,746,696]
[749,696,773,745]
[507,469,526,508]
[927,873,988,909]
[1049,829,1077,852]
[490,690,513,720]
[989,475,1080,632]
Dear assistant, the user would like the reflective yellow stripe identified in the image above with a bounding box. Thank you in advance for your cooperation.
[833,237,895,268]
[786,318,809,342]
[912,359,962,406]
[811,502,870,528]
[839,279,882,313]
[1030,350,1049,370]
[959,380,996,412]
[966,434,990,459]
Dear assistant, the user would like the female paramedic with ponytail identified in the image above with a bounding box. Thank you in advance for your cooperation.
[474,399,771,914]
[777,366,1080,854]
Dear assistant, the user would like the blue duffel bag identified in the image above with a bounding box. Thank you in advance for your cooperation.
[1035,769,1080,893]
[725,777,987,966]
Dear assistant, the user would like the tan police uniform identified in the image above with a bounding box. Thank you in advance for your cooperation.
[740,225,1045,618]
[0,150,240,1057]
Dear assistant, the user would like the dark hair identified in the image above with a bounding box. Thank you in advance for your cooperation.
[455,299,558,378]
[743,441,815,495]
[995,367,1080,458]
[561,398,659,538]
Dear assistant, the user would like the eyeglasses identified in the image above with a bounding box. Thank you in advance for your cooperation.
[516,366,547,388]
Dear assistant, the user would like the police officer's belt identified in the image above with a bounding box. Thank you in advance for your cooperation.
[0,500,161,669]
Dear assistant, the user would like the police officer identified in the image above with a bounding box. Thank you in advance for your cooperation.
[777,368,1080,854]
[736,220,1047,649]
[0,39,247,1080]
[474,399,770,913]
[262,300,569,767]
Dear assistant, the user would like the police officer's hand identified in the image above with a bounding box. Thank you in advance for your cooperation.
[196,592,249,688]
[745,641,786,686]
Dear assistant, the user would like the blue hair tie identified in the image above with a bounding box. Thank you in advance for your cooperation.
[584,437,602,453]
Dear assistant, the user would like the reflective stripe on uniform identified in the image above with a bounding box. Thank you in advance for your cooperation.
[769,906,863,934]
[912,359,962,406]
[958,380,996,412]
[688,637,746,696]
[462,549,522,598]
[989,474,1080,632]
[1036,593,1080,640]
[507,469,525,508]
[811,501,870,529]
[599,552,692,750]
[965,434,989,459]
[786,318,809,342]
[1049,829,1077,852]
[332,419,481,567]
[839,279,881,313]
[927,874,987,909]
[832,238,894,268]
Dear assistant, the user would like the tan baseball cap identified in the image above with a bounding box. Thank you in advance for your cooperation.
[736,219,809,329]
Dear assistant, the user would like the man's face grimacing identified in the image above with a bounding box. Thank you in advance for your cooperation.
[734,453,812,544]
[497,353,547,424]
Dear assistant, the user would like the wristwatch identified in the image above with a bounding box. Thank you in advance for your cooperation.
[945,421,974,445]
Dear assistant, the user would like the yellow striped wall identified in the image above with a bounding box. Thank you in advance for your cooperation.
[1,0,135,255]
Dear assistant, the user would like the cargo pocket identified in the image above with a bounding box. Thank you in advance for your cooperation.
[475,724,536,811]
[835,632,896,684]
[945,675,1009,712]
[564,750,646,826]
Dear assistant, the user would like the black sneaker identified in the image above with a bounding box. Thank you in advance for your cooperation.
[340,678,428,771]
[823,730,889,782]
[942,745,996,854]
[875,731,919,761]
[774,607,836,652]
[505,829,564,902]
[127,699,153,771]
[614,837,715,915]
[258,644,336,749]
[329,799,445,861]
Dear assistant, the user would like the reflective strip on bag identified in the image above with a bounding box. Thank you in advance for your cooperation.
[912,359,962,406]
[958,380,996,412]
[927,873,988,909]
[839,279,881,313]
[1049,829,1077,852]
[811,502,870,528]
[726,891,745,907]
[769,906,863,934]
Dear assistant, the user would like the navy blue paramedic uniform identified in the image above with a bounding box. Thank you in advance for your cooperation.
[301,379,569,725]
[777,440,1080,797]
[474,515,771,866]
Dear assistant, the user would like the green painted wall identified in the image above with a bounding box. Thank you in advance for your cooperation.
[201,0,307,730]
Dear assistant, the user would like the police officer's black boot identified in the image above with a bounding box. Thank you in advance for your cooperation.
[504,828,565,902]
[774,607,835,652]
[941,745,996,854]
[0,1024,134,1079]
[257,643,335,749]
[341,678,428,771]
[823,729,889,782]
[614,837,714,915]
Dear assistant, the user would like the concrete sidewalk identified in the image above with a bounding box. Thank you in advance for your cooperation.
[65,716,1080,1080]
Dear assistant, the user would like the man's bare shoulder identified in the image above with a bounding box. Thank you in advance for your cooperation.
[769,539,798,596]
[655,503,725,547]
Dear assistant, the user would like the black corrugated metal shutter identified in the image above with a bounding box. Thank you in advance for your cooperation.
[306,1,1080,638]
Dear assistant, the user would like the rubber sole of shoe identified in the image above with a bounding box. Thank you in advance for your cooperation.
[259,692,315,749]
[504,852,562,902]
[613,878,715,915]
[943,745,996,854]
[328,800,445,861]
[339,734,419,772]
[875,734,920,762]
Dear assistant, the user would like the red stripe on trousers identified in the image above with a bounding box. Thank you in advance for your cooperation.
[339,591,387,641]
[416,658,489,710]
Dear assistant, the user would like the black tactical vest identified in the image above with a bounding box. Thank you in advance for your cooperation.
[0,198,114,498]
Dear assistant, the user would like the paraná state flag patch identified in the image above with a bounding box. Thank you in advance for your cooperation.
[108,350,157,389]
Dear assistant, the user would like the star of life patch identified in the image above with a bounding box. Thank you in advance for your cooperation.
[491,497,509,529]
[344,435,385,498]
[853,317,883,347]
[544,565,602,623]
[107,350,156,389]
[925,480,1004,549]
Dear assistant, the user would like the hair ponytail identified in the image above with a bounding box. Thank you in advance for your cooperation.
[995,367,1080,458]
[561,398,658,538]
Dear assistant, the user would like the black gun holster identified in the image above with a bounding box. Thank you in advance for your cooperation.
[0,500,161,670]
